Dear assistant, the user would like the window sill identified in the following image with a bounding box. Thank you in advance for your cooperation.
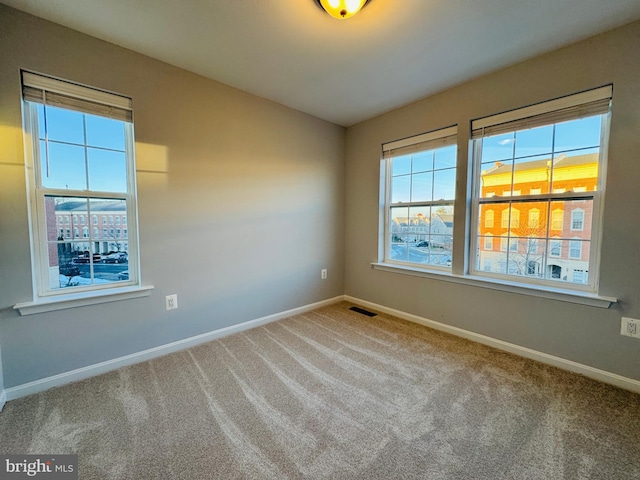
[371,263,616,308]
[13,285,154,316]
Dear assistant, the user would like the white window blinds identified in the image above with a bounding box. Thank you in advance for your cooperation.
[383,125,457,158]
[471,85,612,138]
[22,70,133,123]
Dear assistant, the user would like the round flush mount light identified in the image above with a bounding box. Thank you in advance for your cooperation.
[315,0,370,19]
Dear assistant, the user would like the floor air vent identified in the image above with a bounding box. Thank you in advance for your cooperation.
[349,306,377,317]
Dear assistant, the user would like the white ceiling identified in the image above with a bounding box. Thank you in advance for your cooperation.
[4,0,640,127]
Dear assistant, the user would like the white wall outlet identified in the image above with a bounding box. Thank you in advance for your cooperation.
[621,317,640,339]
[166,294,178,311]
[321,269,328,280]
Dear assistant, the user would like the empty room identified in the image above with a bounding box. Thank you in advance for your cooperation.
[1,1,639,478]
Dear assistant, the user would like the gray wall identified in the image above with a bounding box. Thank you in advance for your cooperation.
[345,21,640,380]
[0,5,345,388]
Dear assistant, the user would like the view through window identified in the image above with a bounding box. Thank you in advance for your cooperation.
[382,126,457,269]
[22,71,138,296]
[471,86,611,289]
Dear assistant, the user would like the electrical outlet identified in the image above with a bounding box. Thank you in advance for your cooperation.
[166,294,178,311]
[321,269,328,280]
[621,317,640,339]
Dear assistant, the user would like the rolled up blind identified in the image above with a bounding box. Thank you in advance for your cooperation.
[383,125,457,158]
[471,85,612,139]
[22,70,133,123]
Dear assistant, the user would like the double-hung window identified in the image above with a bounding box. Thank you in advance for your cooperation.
[21,71,140,299]
[381,126,457,270]
[471,85,611,291]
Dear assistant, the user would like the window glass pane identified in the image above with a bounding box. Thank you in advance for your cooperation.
[392,155,411,176]
[478,249,508,273]
[514,124,553,159]
[90,198,128,255]
[433,168,455,201]
[480,132,514,163]
[434,145,456,170]
[40,141,87,190]
[480,160,512,198]
[408,206,430,237]
[410,172,432,202]
[44,105,85,145]
[550,148,599,193]
[554,116,601,153]
[411,150,432,173]
[87,148,127,193]
[391,176,411,203]
[85,114,126,151]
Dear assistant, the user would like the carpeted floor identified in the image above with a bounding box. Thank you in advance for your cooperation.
[1,301,639,479]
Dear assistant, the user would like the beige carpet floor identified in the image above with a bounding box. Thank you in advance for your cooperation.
[1,301,639,479]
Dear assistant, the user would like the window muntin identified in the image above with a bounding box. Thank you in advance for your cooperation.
[472,86,610,291]
[22,71,139,297]
[383,126,457,270]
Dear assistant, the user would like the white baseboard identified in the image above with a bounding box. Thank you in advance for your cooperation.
[345,295,640,394]
[5,296,344,402]
[0,389,6,412]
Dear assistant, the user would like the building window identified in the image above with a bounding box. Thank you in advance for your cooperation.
[484,234,493,250]
[21,71,139,296]
[571,209,585,231]
[116,216,121,225]
[551,209,563,230]
[93,215,98,225]
[382,126,457,269]
[528,209,540,228]
[569,240,582,259]
[484,210,494,228]
[472,85,611,289]
[509,235,519,252]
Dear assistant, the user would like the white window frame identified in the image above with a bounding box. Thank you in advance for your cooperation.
[469,85,611,293]
[380,125,457,271]
[15,71,151,315]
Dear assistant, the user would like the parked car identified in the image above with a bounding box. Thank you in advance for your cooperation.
[417,241,429,247]
[103,252,128,264]
[118,271,129,280]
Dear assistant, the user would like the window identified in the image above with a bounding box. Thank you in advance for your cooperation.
[551,209,563,230]
[569,240,582,259]
[571,209,585,231]
[382,126,457,269]
[509,236,519,252]
[484,210,494,228]
[21,71,140,297]
[472,85,611,290]
[484,234,493,250]
[528,209,540,228]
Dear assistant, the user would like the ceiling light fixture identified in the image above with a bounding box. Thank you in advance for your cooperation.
[315,0,370,20]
